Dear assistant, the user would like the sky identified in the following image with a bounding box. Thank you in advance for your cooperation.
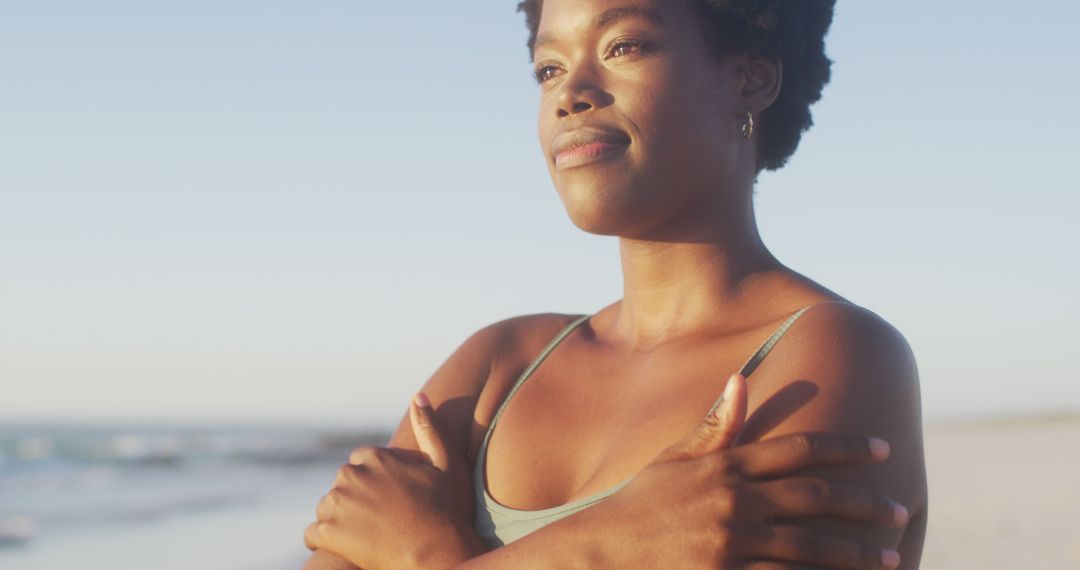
[1,0,1077,429]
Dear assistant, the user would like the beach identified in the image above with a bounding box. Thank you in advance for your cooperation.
[920,414,1080,569]
[0,423,384,570]
[2,415,1077,569]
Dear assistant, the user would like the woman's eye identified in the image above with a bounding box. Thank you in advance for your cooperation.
[533,65,561,84]
[608,40,644,58]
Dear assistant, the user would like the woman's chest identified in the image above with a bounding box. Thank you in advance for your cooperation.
[477,343,750,511]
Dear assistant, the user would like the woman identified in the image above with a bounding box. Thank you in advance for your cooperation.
[305,0,927,567]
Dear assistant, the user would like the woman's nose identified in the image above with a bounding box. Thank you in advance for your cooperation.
[556,67,610,117]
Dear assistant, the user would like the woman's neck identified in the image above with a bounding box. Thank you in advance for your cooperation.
[610,209,781,349]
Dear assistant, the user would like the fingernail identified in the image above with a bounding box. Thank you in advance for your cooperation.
[881,549,900,568]
[893,504,910,526]
[869,437,890,460]
[413,392,432,408]
[722,375,738,400]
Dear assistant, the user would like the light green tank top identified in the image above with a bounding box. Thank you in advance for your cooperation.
[473,304,818,549]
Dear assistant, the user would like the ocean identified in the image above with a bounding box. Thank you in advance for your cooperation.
[0,422,391,569]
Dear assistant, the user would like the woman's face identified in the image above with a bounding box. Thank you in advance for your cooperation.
[534,0,747,238]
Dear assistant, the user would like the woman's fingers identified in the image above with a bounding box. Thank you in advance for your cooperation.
[303,521,321,551]
[409,392,451,471]
[758,477,909,527]
[731,432,890,479]
[743,563,829,570]
[654,374,747,462]
[315,492,329,521]
[747,524,901,569]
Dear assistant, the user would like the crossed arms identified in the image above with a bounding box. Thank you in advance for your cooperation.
[304,304,927,569]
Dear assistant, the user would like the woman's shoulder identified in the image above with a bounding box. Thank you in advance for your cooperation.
[388,312,586,459]
[770,300,917,391]
[744,299,919,421]
[386,311,582,458]
[744,298,926,482]
[471,311,588,361]
[784,300,913,357]
[465,311,589,419]
[747,270,914,383]
[406,311,579,401]
[739,301,928,560]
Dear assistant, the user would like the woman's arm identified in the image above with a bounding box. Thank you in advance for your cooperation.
[311,375,908,569]
[303,316,519,569]
[307,307,924,568]
[447,411,904,569]
[732,302,928,569]
[446,302,927,568]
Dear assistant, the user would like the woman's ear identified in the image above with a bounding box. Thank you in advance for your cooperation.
[739,54,783,114]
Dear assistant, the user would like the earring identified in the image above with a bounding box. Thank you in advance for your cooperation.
[740,110,754,139]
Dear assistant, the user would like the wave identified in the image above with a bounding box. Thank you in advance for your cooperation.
[0,424,391,470]
[0,423,392,550]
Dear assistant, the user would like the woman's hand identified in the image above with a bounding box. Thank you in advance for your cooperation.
[306,373,909,569]
[304,393,485,570]
[581,374,909,569]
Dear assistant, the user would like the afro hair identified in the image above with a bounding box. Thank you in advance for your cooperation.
[516,0,837,172]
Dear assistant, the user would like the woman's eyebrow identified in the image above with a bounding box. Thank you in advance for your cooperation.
[534,6,667,49]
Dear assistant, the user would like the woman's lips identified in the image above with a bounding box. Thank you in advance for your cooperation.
[551,126,632,170]
[554,140,630,169]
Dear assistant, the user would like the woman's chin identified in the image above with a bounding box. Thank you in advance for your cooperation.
[554,178,675,237]
[559,201,650,237]
[566,216,622,236]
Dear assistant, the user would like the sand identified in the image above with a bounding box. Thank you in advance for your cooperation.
[2,416,1076,569]
[920,415,1080,569]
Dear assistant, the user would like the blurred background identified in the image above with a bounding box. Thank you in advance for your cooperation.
[1,0,1077,568]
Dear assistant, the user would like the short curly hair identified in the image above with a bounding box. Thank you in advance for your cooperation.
[516,0,836,172]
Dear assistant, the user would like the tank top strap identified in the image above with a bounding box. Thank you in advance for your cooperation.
[478,303,828,453]
[706,302,826,417]
[737,303,821,378]
[479,313,592,452]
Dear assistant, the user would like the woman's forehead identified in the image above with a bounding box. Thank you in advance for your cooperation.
[535,0,690,40]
